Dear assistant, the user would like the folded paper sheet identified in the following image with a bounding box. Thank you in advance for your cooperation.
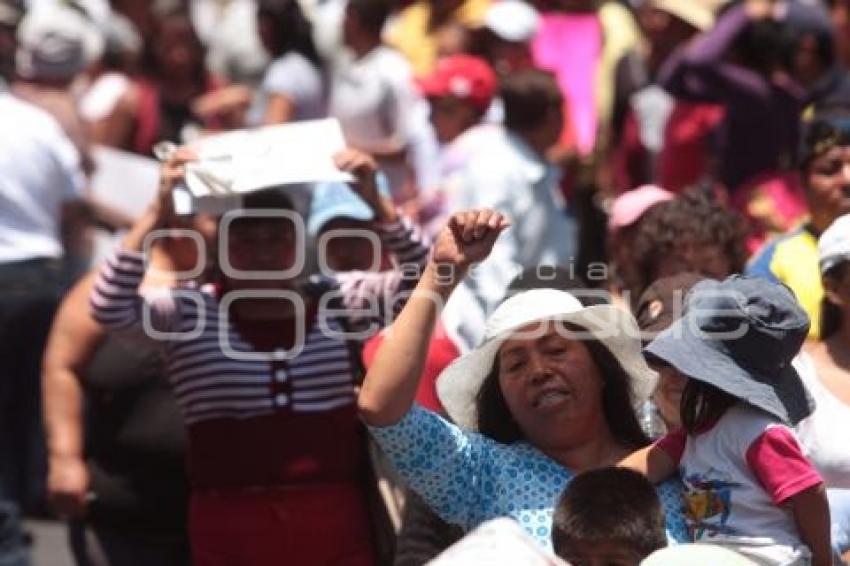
[160,118,354,214]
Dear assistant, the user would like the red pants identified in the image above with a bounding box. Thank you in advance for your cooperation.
[190,484,376,566]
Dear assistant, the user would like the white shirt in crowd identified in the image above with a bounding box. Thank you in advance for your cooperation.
[248,51,326,126]
[329,45,417,200]
[417,122,502,236]
[80,71,131,122]
[794,353,850,490]
[661,404,817,566]
[0,93,85,263]
[441,130,577,351]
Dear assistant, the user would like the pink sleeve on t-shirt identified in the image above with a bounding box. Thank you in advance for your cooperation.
[745,425,823,504]
[654,427,687,465]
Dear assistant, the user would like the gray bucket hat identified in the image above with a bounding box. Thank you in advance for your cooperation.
[644,276,814,425]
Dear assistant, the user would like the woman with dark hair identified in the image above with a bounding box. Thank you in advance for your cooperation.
[254,0,326,124]
[358,210,688,549]
[93,7,226,156]
[89,148,429,565]
[795,214,850,558]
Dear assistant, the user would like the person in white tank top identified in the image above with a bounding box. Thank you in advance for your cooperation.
[795,214,850,559]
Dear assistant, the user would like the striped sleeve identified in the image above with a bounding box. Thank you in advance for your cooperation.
[89,249,181,336]
[335,213,430,328]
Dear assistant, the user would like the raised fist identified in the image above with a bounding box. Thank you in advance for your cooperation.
[432,209,510,272]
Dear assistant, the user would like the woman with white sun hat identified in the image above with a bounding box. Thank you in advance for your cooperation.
[358,208,688,549]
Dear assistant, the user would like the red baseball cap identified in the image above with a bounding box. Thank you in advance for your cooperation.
[417,55,497,113]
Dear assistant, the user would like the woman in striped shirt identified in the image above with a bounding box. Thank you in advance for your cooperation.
[90,148,429,565]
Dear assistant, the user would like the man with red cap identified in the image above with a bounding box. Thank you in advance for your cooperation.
[414,54,501,233]
[440,68,578,351]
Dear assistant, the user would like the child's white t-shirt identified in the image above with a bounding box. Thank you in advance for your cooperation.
[656,404,823,565]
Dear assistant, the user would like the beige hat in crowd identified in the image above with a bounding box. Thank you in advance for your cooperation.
[650,0,730,32]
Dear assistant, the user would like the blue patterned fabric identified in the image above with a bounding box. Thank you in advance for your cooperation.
[370,404,690,549]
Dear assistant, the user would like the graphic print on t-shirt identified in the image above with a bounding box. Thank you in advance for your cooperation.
[681,467,742,539]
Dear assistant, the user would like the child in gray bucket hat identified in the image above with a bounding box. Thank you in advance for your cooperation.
[621,276,833,566]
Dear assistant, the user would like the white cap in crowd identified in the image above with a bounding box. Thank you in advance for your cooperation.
[649,0,730,32]
[16,3,104,81]
[483,0,540,43]
[819,214,850,274]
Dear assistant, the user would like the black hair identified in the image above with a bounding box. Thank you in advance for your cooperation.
[734,19,793,76]
[208,189,297,286]
[506,265,610,306]
[627,187,748,309]
[228,190,297,231]
[240,188,296,210]
[799,112,850,171]
[137,7,208,86]
[551,467,667,561]
[820,262,849,339]
[346,0,391,37]
[500,69,562,134]
[679,378,737,434]
[475,326,649,449]
[257,0,322,66]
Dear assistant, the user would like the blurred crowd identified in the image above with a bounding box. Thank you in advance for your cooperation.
[2,0,850,564]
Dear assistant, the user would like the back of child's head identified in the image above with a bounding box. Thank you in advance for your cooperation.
[679,377,738,434]
[551,467,667,565]
[346,0,391,36]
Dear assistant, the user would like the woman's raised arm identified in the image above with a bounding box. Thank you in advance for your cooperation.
[358,209,509,427]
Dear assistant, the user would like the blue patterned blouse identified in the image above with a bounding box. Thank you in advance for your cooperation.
[370,404,689,549]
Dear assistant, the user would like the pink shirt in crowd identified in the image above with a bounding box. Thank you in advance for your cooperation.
[532,13,601,155]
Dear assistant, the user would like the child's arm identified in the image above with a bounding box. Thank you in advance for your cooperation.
[745,425,831,566]
[788,484,832,566]
[619,444,678,484]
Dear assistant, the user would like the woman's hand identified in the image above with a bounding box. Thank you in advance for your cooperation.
[430,209,511,280]
[358,208,508,427]
[333,148,398,223]
[123,146,198,252]
[191,85,253,129]
[47,454,90,519]
[155,146,198,219]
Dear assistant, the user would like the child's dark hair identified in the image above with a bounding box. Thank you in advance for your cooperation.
[820,262,848,339]
[347,0,391,37]
[551,467,667,561]
[680,378,738,434]
[500,69,563,134]
[628,187,748,308]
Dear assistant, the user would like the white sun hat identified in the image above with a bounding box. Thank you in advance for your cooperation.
[819,213,850,275]
[436,289,657,431]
